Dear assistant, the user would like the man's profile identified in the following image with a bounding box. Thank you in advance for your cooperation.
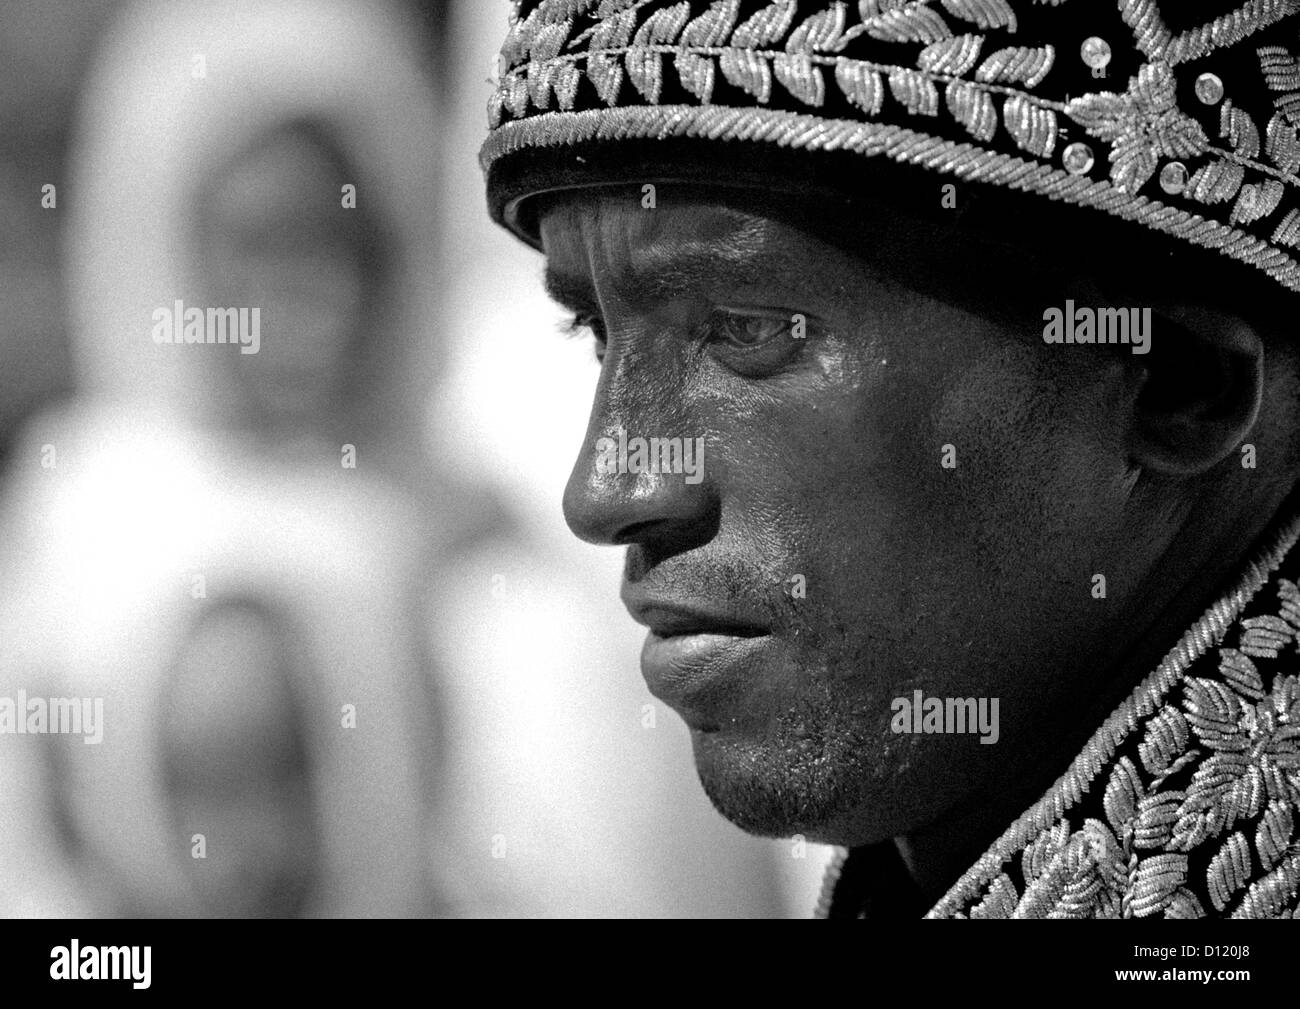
[480,0,1300,918]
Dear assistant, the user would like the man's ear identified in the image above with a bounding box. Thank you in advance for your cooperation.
[1120,300,1264,477]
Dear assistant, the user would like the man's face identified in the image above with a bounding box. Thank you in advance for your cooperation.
[539,187,1152,846]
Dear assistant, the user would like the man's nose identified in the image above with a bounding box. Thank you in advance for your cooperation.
[562,409,716,549]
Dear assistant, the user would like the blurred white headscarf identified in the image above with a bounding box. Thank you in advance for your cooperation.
[65,0,444,438]
[0,0,451,917]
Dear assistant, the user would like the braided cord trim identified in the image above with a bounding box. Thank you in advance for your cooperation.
[481,103,1300,292]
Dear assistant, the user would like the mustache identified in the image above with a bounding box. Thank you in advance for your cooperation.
[622,544,802,630]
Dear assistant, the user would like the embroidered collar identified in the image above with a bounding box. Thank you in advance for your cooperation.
[818,501,1300,918]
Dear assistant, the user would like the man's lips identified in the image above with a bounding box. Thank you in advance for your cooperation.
[638,631,773,730]
[625,598,773,729]
[629,603,769,640]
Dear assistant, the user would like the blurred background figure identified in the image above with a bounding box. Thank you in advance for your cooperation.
[0,0,827,917]
[0,0,120,918]
[1,0,459,917]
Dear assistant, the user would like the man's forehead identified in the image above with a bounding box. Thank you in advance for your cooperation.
[535,188,871,309]
[538,190,783,265]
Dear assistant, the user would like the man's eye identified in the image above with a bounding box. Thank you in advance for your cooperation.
[701,308,808,378]
[711,310,793,349]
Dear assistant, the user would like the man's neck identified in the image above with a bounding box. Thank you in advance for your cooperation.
[893,481,1300,910]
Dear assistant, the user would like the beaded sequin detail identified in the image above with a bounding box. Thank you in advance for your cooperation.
[483,0,1300,293]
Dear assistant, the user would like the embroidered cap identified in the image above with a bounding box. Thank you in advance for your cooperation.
[481,0,1300,299]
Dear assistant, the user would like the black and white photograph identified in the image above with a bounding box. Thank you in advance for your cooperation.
[0,0,1295,983]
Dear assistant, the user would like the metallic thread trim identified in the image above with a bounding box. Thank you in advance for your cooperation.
[926,504,1300,918]
[481,104,1300,293]
[813,847,848,919]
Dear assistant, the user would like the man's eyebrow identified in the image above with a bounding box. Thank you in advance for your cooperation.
[544,240,808,312]
[628,244,775,301]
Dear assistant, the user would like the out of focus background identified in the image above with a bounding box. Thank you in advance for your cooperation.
[0,0,833,917]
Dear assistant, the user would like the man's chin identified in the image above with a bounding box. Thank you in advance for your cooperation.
[688,723,907,846]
